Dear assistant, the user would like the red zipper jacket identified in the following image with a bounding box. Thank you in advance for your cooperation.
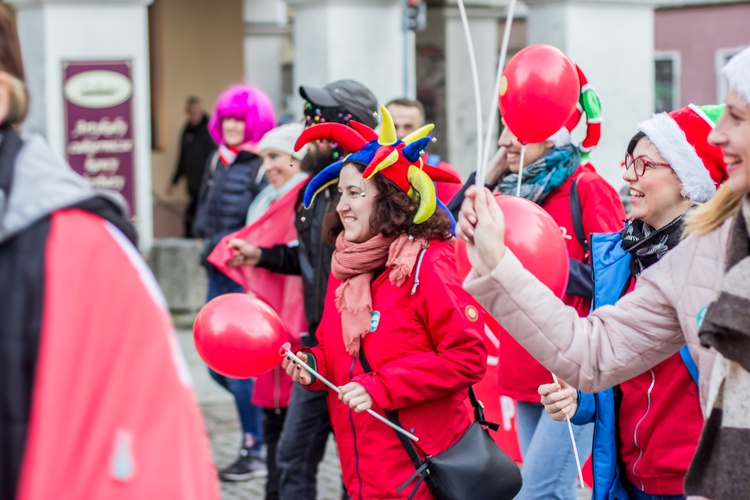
[497,165,626,402]
[304,240,487,499]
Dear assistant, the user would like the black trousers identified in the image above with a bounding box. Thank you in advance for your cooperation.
[263,408,288,500]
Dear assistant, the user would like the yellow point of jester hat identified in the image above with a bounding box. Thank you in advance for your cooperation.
[295,105,460,225]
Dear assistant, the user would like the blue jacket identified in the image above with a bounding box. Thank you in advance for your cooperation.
[570,231,630,500]
[572,231,698,499]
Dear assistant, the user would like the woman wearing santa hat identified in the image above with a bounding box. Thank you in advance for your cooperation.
[539,103,728,500]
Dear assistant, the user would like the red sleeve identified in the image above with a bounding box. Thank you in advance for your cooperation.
[354,252,487,411]
[577,171,627,237]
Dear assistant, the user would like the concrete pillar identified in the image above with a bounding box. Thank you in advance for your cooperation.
[243,0,290,113]
[286,0,414,114]
[10,0,155,251]
[443,1,506,176]
[524,0,661,189]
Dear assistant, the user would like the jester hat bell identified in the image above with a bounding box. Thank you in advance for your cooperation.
[295,105,461,225]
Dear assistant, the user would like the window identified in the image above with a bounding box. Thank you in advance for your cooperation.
[654,51,680,113]
[716,46,748,103]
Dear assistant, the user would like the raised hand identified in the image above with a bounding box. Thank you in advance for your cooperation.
[457,187,507,276]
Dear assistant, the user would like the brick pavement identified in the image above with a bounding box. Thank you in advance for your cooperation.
[202,402,344,500]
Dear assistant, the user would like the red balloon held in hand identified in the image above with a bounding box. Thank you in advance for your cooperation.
[498,44,580,144]
[455,194,568,296]
[193,294,287,378]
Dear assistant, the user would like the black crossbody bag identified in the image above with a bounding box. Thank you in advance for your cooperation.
[359,348,522,500]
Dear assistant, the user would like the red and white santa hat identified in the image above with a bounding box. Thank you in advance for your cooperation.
[637,103,728,202]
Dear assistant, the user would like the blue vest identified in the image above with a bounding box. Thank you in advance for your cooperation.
[573,230,697,500]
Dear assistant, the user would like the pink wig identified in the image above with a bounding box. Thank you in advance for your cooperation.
[208,85,276,146]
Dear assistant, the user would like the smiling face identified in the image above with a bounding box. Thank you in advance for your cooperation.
[222,117,246,147]
[709,89,750,195]
[623,137,692,229]
[336,163,379,243]
[261,149,301,189]
[498,119,553,172]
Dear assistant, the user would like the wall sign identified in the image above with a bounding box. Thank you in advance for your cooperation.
[63,60,136,216]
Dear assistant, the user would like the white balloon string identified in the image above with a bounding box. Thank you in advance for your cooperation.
[285,349,419,442]
[552,373,585,488]
[515,144,526,197]
[456,0,484,183]
[477,0,517,187]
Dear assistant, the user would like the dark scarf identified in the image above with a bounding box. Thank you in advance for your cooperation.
[620,214,686,278]
[685,195,750,499]
[498,145,579,205]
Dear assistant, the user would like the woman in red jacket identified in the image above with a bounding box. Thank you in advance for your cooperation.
[282,106,487,499]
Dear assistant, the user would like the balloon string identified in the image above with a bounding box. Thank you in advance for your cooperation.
[515,144,526,197]
[552,373,585,488]
[477,0,517,187]
[284,349,419,442]
[456,0,484,183]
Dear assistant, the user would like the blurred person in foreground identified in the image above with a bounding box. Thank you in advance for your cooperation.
[0,6,217,499]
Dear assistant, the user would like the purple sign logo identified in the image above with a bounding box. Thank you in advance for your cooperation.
[63,60,136,216]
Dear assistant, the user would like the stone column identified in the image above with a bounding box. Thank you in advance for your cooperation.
[286,0,414,113]
[524,0,661,189]
[9,0,155,250]
[243,0,290,112]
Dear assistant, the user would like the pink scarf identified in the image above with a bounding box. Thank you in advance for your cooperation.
[331,233,426,356]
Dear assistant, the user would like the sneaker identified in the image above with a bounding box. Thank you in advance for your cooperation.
[218,450,267,482]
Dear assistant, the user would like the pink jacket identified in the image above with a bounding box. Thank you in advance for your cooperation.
[463,217,733,414]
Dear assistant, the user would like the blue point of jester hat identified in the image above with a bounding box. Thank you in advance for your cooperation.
[294,105,461,226]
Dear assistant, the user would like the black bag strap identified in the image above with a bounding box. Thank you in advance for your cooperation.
[569,176,589,258]
[358,346,499,498]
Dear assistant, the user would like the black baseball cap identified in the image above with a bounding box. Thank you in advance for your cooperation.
[299,79,379,128]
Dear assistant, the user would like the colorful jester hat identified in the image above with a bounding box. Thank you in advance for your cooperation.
[294,105,461,225]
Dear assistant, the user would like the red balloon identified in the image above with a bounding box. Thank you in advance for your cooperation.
[454,194,568,296]
[498,44,580,144]
[193,294,287,378]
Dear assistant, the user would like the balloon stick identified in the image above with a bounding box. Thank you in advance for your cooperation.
[515,144,526,197]
[477,0,518,187]
[456,0,484,183]
[284,349,419,442]
[552,373,585,488]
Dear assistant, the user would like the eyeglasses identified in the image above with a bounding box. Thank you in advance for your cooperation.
[623,153,672,178]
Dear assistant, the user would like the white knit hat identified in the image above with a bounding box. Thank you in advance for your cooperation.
[258,123,307,160]
[723,46,750,105]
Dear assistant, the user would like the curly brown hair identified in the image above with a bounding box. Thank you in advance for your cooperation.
[324,162,454,246]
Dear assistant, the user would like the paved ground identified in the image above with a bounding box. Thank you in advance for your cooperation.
[178,321,590,500]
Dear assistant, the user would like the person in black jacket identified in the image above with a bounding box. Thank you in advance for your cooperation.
[230,79,377,500]
[167,96,215,237]
[192,84,276,482]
